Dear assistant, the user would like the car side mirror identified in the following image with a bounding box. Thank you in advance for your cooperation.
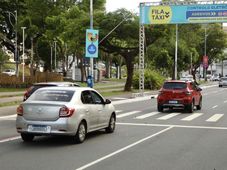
[105,99,111,104]
[197,87,202,91]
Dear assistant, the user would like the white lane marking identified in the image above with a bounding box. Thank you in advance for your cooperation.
[112,97,127,100]
[134,112,159,119]
[157,113,180,120]
[0,136,21,143]
[116,110,123,113]
[117,122,227,130]
[212,105,218,109]
[117,111,140,118]
[206,114,224,122]
[76,126,173,170]
[0,114,17,120]
[181,113,203,121]
[112,96,151,105]
[224,100,227,103]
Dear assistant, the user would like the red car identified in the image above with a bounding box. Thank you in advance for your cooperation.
[157,80,202,113]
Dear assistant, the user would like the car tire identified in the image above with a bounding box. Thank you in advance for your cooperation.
[105,114,116,133]
[196,98,202,110]
[187,101,194,113]
[157,104,163,112]
[219,85,222,87]
[21,133,34,142]
[74,121,87,144]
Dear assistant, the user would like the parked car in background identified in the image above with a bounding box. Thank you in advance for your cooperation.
[16,87,116,143]
[211,74,220,81]
[219,77,227,87]
[23,82,80,101]
[180,75,194,82]
[2,69,16,76]
[157,80,202,113]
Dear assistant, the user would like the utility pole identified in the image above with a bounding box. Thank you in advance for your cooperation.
[54,40,57,71]
[89,0,94,85]
[21,27,26,83]
[174,24,178,80]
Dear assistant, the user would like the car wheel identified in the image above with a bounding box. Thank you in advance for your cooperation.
[105,114,116,133]
[187,101,194,113]
[157,104,163,112]
[21,133,34,142]
[196,98,202,110]
[219,85,222,87]
[74,121,86,144]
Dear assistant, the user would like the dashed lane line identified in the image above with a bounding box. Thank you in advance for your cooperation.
[212,105,218,109]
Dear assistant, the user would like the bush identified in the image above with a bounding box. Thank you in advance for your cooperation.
[132,69,165,90]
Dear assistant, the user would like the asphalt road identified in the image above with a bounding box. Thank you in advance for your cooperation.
[0,83,227,170]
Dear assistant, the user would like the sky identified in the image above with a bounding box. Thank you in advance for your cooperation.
[105,0,159,12]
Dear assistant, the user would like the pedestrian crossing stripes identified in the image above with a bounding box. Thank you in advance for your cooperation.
[157,113,181,120]
[181,113,203,121]
[206,114,224,122]
[116,111,140,118]
[116,110,225,123]
[134,112,159,119]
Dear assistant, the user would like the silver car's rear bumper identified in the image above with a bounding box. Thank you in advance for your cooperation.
[16,116,78,136]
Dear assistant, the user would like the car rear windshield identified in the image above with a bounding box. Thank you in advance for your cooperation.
[30,89,75,102]
[163,82,187,89]
[221,78,227,81]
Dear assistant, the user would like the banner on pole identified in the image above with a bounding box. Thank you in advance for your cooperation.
[85,29,99,58]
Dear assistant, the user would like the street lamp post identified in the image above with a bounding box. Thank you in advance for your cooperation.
[54,41,57,71]
[21,27,26,83]
[50,44,53,71]
[204,27,208,81]
[6,10,18,77]
[90,0,94,85]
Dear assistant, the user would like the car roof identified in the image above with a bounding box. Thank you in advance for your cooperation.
[33,82,79,86]
[35,86,92,92]
[164,80,190,83]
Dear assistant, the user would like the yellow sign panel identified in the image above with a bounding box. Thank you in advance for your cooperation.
[148,6,172,24]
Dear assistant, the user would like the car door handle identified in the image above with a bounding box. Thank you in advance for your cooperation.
[85,109,89,112]
[98,109,102,111]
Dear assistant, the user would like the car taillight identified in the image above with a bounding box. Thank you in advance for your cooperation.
[59,106,75,117]
[17,105,23,116]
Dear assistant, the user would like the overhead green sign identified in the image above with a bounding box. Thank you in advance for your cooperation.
[140,3,227,24]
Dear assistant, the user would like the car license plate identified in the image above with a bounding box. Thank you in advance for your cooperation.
[28,125,51,133]
[169,100,178,104]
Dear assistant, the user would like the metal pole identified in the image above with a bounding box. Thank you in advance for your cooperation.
[50,45,52,71]
[90,0,94,86]
[54,41,57,71]
[7,10,18,76]
[204,27,207,81]
[174,24,178,80]
[15,10,18,77]
[21,27,26,83]
[191,53,192,74]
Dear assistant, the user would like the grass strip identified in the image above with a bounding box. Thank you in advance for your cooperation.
[0,101,21,107]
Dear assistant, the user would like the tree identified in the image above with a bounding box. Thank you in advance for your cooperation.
[100,9,139,91]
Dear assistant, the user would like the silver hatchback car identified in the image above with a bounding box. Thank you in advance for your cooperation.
[16,87,116,143]
[219,77,227,87]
